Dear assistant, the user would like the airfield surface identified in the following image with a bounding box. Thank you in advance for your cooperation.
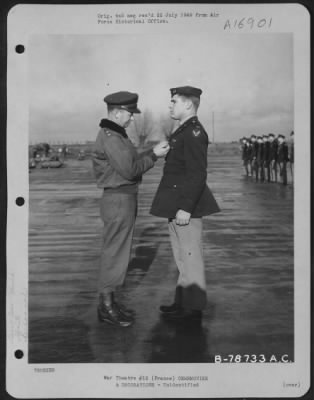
[28,145,294,363]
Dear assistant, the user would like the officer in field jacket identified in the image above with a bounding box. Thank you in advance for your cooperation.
[92,91,169,327]
[151,86,220,322]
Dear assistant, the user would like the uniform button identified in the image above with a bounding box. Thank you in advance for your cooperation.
[173,184,177,188]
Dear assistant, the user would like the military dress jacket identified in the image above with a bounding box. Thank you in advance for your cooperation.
[150,116,220,218]
[277,142,289,163]
[256,143,264,163]
[242,144,250,162]
[251,142,258,159]
[269,140,279,162]
[289,143,294,163]
[247,143,253,160]
[263,142,270,163]
[92,119,156,192]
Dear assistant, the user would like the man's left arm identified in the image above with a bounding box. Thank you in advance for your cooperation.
[176,129,207,225]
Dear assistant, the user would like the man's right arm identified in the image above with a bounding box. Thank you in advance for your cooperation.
[93,130,155,181]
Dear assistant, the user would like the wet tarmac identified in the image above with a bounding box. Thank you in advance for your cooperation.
[28,145,294,363]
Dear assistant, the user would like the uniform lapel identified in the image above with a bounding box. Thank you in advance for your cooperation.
[170,117,197,139]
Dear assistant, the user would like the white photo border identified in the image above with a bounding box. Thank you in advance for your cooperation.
[6,3,311,398]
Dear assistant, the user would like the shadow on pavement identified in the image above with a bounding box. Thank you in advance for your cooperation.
[147,317,211,363]
[125,225,162,285]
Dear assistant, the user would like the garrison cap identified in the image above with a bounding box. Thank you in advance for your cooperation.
[104,91,141,113]
[170,86,202,98]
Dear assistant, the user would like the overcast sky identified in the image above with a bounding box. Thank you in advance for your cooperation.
[29,33,293,143]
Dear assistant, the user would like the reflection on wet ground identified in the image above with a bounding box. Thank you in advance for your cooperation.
[29,149,294,363]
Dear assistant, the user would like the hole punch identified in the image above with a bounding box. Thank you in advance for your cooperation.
[15,350,24,359]
[15,45,25,54]
[16,197,25,206]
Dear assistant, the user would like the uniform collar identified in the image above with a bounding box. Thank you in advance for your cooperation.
[179,115,198,126]
[172,116,199,136]
[99,118,128,138]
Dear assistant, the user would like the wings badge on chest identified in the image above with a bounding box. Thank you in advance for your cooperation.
[192,128,201,137]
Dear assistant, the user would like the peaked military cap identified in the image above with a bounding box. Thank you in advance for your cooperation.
[250,134,257,138]
[278,134,285,139]
[104,91,141,113]
[268,133,275,137]
[170,86,202,98]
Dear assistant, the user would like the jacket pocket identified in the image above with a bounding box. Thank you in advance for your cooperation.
[100,194,122,222]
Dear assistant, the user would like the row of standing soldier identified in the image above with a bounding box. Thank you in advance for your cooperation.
[240,131,294,185]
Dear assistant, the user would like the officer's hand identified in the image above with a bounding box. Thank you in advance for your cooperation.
[175,210,191,226]
[153,141,170,157]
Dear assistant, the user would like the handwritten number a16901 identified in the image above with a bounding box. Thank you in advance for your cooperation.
[224,17,272,30]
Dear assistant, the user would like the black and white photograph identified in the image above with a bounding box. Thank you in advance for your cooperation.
[6,3,310,398]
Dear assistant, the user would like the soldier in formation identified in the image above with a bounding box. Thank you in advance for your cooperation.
[277,134,289,185]
[240,132,293,185]
[240,137,250,176]
[289,131,294,183]
[248,134,258,178]
[256,136,265,182]
[268,133,278,182]
[262,135,270,182]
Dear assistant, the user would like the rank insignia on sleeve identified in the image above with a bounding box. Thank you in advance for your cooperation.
[193,128,201,137]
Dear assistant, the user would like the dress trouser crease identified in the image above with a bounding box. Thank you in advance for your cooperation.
[168,218,207,310]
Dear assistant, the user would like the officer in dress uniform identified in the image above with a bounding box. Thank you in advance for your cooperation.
[150,86,220,322]
[240,137,250,176]
[246,138,253,177]
[256,136,265,182]
[249,134,258,179]
[277,134,289,185]
[262,134,270,182]
[268,133,278,182]
[289,131,294,184]
[92,91,169,327]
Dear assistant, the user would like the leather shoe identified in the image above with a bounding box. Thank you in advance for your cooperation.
[113,301,134,321]
[97,304,133,327]
[111,293,135,320]
[98,293,133,327]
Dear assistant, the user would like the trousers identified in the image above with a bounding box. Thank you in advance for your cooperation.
[168,218,207,310]
[279,161,287,185]
[97,191,137,294]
